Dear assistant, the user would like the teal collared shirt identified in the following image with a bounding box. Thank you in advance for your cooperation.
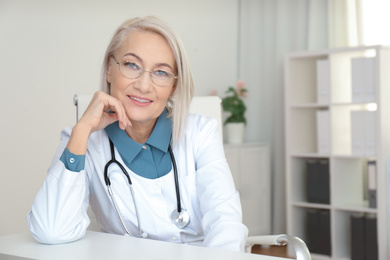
[60,110,173,179]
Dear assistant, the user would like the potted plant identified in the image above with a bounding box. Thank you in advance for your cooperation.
[212,80,248,144]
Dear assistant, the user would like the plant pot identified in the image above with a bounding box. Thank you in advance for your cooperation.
[225,122,245,144]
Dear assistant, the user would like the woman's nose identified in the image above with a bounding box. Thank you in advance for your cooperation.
[134,71,153,93]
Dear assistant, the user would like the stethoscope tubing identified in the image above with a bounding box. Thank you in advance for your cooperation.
[104,138,187,237]
[105,139,143,237]
[168,144,182,213]
[104,140,132,186]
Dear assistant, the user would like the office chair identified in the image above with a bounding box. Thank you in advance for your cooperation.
[74,94,311,260]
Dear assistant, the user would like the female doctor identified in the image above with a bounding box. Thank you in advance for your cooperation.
[27,16,248,252]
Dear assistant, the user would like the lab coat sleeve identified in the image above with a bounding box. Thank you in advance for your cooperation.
[27,127,90,244]
[193,117,248,252]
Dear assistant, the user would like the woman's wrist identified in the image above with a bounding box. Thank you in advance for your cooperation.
[66,122,92,155]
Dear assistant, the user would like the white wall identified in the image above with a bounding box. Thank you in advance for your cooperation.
[1,0,287,236]
[0,0,243,235]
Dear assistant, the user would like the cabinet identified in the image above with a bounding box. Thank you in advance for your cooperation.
[224,143,271,236]
[285,45,390,260]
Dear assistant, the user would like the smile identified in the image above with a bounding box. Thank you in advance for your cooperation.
[130,96,152,103]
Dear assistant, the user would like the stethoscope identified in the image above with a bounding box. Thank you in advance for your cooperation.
[104,138,190,238]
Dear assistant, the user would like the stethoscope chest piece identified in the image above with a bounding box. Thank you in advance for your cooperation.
[171,209,190,229]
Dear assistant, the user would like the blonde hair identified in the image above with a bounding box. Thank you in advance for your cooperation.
[101,17,194,146]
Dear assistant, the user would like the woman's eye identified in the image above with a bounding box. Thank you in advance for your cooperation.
[123,62,140,70]
[154,70,170,78]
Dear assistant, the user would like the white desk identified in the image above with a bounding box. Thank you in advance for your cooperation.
[0,231,287,260]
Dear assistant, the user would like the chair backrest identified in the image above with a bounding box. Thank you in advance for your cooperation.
[189,96,222,138]
[74,95,223,137]
[73,94,93,122]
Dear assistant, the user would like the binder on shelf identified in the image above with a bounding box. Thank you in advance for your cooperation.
[364,112,376,156]
[306,160,319,203]
[306,209,320,253]
[351,111,376,156]
[306,209,331,256]
[366,161,377,208]
[365,214,378,260]
[351,57,376,103]
[351,111,364,155]
[316,109,330,154]
[316,59,330,104]
[318,210,331,255]
[351,58,364,103]
[318,160,330,204]
[351,213,366,260]
[305,159,330,204]
[350,213,378,260]
[364,57,376,102]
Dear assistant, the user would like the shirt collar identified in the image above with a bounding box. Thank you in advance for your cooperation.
[146,110,172,152]
[105,110,172,164]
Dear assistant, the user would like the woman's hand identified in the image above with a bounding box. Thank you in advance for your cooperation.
[79,91,131,133]
[66,91,131,155]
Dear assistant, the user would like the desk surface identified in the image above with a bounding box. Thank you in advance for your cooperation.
[0,231,286,260]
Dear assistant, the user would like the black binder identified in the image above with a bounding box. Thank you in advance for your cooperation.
[318,210,331,255]
[306,209,320,253]
[306,159,330,204]
[351,214,365,260]
[365,214,378,260]
[318,160,330,204]
[366,161,377,208]
[306,209,331,256]
[306,160,319,203]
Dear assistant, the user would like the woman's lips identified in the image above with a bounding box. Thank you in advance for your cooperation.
[129,95,152,106]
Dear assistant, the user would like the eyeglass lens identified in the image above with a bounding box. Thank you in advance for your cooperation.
[115,57,176,87]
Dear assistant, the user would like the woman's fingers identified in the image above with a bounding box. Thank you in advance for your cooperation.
[103,100,132,130]
[80,91,131,133]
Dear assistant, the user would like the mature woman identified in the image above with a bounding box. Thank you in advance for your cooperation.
[28,16,248,252]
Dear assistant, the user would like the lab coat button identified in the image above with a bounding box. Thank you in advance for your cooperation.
[172,237,177,241]
[69,158,75,164]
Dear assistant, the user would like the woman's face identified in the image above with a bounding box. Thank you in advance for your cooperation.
[107,30,176,127]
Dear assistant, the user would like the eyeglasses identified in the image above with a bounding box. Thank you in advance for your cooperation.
[112,56,178,87]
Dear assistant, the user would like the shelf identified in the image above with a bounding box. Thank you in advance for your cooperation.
[289,153,377,160]
[292,202,331,210]
[334,102,374,106]
[290,153,330,158]
[285,46,390,260]
[291,203,377,215]
[290,104,330,109]
[290,102,377,110]
[331,154,377,160]
[333,205,377,214]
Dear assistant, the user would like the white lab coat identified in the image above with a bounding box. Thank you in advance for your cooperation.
[28,113,248,252]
